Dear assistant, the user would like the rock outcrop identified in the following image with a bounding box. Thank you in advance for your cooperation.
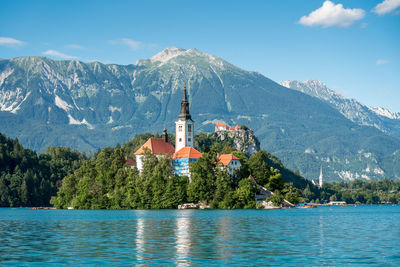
[213,125,260,156]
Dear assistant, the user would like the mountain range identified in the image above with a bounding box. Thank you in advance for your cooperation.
[1,47,399,182]
[279,80,400,140]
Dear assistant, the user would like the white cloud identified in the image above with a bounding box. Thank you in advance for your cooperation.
[65,44,85,49]
[42,50,78,60]
[376,59,389,65]
[0,37,26,47]
[299,1,365,28]
[109,38,142,50]
[373,0,400,15]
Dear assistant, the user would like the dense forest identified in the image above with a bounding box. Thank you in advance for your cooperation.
[1,132,399,208]
[0,133,87,207]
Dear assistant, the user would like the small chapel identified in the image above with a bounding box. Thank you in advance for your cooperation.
[134,85,240,177]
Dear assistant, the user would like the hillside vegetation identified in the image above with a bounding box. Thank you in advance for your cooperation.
[0,133,86,207]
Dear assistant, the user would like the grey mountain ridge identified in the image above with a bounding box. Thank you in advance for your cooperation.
[1,47,400,182]
[279,80,400,140]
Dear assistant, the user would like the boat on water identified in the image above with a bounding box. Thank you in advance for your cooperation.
[296,203,317,209]
[326,201,347,206]
[178,203,210,210]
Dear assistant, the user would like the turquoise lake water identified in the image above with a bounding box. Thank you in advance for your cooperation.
[0,205,399,266]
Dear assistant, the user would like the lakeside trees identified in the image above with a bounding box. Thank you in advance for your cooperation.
[314,179,400,204]
[2,132,399,208]
[0,133,86,207]
[51,147,189,209]
[51,133,301,209]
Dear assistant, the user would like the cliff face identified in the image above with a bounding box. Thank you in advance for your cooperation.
[213,127,260,156]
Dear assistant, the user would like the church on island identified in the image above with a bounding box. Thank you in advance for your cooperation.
[133,86,241,177]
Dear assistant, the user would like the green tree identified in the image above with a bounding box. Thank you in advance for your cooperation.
[247,150,271,186]
[212,169,235,208]
[234,179,256,208]
[266,170,285,192]
[268,191,284,207]
[187,152,217,203]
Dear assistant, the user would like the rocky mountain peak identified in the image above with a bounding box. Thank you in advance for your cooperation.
[147,47,227,70]
[369,106,400,120]
[150,47,187,63]
[281,79,400,139]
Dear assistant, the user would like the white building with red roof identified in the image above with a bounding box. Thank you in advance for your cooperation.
[125,157,137,169]
[215,123,242,132]
[134,129,175,172]
[215,123,228,131]
[173,147,202,178]
[217,154,242,175]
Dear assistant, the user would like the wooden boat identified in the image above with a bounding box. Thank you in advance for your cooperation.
[296,203,317,209]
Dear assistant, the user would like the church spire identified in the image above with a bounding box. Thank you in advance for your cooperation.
[161,127,168,143]
[319,165,323,188]
[183,84,188,101]
[178,84,192,120]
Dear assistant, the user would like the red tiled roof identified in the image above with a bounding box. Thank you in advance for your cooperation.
[125,157,136,166]
[218,154,239,166]
[229,126,235,130]
[235,125,241,129]
[216,123,227,128]
[173,147,202,159]
[134,138,175,155]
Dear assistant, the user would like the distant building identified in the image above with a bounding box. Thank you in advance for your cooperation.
[173,147,202,178]
[319,166,323,188]
[217,154,241,175]
[134,129,175,172]
[215,123,242,132]
[215,123,228,131]
[125,157,136,169]
[312,166,323,188]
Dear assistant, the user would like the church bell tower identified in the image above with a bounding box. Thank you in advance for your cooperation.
[175,85,194,152]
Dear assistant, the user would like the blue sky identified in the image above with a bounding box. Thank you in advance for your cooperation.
[1,0,399,111]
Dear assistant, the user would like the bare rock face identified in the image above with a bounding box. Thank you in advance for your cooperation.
[213,126,260,156]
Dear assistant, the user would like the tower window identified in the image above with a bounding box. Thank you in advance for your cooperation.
[188,138,191,142]
[188,125,192,132]
[179,125,183,132]
[179,138,182,142]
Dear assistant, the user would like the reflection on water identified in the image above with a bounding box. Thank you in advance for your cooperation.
[217,216,233,262]
[175,212,192,266]
[0,206,399,265]
[319,215,324,257]
[136,217,145,262]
